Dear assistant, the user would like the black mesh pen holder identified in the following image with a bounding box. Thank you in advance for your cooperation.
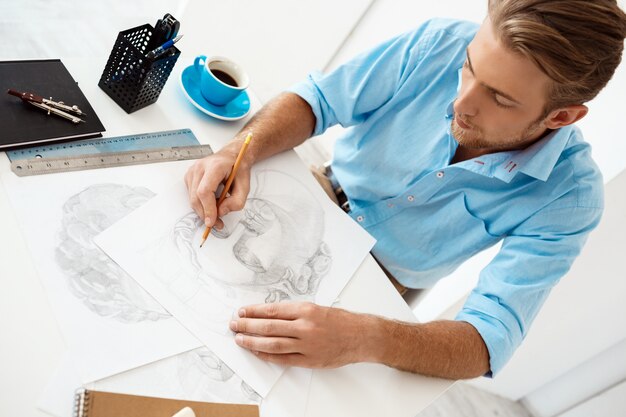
[98,24,180,113]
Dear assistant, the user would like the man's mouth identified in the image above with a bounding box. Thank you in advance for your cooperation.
[455,116,472,130]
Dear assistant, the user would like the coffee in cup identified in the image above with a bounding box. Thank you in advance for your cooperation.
[193,55,249,106]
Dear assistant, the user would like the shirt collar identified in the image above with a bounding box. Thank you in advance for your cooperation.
[493,126,572,183]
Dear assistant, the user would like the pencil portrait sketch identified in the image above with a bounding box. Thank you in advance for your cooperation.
[55,183,170,323]
[180,168,332,295]
[176,348,262,404]
[143,169,333,332]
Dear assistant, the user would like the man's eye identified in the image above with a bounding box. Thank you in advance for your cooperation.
[493,94,514,109]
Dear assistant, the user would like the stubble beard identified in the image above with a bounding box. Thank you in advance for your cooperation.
[450,116,546,151]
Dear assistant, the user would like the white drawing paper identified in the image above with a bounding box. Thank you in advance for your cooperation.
[95,151,376,396]
[39,349,312,417]
[1,162,202,382]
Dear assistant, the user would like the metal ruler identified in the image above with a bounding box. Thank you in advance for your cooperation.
[11,145,214,177]
[6,128,201,162]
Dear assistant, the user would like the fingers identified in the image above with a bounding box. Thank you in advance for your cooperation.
[230,318,298,337]
[196,172,218,226]
[254,352,306,367]
[239,302,314,320]
[213,217,225,231]
[235,333,299,354]
[185,165,205,220]
[185,150,252,227]
[218,171,251,217]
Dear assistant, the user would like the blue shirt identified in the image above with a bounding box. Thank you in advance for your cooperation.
[289,18,604,375]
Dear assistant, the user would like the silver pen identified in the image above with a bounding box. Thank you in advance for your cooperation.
[7,89,86,123]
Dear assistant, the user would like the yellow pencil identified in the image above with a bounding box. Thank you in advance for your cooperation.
[200,132,253,248]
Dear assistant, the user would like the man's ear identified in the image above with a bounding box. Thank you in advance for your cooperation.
[543,105,588,129]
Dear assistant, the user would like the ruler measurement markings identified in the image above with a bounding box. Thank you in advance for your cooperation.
[6,128,200,162]
[10,145,213,177]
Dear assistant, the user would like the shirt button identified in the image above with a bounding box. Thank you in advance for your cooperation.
[436,171,445,178]
[407,195,415,202]
[356,215,364,222]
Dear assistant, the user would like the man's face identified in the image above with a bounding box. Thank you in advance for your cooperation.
[452,18,553,151]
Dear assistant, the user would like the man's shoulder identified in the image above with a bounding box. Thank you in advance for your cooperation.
[392,18,479,79]
[410,18,480,46]
[555,126,604,209]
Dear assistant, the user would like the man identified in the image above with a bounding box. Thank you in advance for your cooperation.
[185,0,626,379]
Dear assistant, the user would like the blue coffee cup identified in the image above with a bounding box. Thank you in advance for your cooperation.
[194,55,249,106]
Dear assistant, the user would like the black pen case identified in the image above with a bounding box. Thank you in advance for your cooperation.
[98,23,180,114]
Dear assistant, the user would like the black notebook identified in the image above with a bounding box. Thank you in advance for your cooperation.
[0,59,105,149]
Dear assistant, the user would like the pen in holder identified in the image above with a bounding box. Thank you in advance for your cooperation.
[98,23,180,113]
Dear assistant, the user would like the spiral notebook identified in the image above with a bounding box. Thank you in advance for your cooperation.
[73,389,259,417]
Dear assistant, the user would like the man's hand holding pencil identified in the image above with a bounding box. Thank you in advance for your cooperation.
[184,132,253,235]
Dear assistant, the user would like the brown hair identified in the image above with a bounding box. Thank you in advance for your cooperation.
[488,0,626,111]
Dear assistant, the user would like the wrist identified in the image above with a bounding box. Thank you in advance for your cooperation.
[353,313,391,364]
[224,137,255,169]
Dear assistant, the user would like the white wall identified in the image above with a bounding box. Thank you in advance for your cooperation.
[522,340,626,417]
[555,379,626,417]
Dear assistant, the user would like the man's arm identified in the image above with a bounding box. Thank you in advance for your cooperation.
[230,302,490,379]
[375,314,491,378]
[232,203,599,379]
[185,92,315,227]
[230,92,316,164]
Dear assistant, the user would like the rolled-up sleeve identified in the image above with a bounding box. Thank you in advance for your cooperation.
[455,204,603,375]
[288,25,435,136]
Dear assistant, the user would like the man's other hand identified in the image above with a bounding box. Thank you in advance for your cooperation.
[230,302,377,368]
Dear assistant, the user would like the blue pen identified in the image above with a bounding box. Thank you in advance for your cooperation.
[146,35,183,59]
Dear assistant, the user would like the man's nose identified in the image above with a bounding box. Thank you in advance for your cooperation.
[454,79,479,117]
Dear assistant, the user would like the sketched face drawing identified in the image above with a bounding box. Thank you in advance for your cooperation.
[177,348,261,404]
[174,170,332,303]
[56,183,170,323]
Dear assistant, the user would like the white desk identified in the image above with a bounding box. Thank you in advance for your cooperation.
[178,0,374,103]
[0,56,453,417]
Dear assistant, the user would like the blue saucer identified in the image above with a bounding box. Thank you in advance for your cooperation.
[179,65,251,121]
